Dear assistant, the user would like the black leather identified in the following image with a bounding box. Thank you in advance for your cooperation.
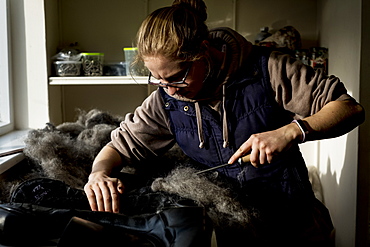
[0,203,71,246]
[0,203,212,247]
[10,177,90,210]
[58,216,156,247]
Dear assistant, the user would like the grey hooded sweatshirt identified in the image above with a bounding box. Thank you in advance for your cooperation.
[108,28,352,166]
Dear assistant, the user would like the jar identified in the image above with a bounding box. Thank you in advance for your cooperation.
[54,61,82,76]
[81,52,104,76]
[123,47,149,76]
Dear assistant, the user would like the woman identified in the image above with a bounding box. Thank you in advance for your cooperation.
[84,0,364,246]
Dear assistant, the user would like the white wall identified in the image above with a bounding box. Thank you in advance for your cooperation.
[317,0,362,246]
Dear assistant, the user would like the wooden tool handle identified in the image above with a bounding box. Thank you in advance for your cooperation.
[0,148,24,158]
[240,154,251,163]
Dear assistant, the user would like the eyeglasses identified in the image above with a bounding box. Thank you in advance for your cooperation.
[148,64,191,88]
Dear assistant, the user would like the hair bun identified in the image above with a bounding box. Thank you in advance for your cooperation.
[172,0,207,22]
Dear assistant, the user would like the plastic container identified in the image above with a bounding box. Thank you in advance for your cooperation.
[81,52,104,76]
[103,62,126,76]
[123,47,149,76]
[54,61,82,76]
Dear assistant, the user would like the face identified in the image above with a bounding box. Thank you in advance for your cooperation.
[144,55,206,99]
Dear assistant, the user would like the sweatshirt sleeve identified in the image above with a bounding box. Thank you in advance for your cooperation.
[107,89,175,164]
[268,51,353,118]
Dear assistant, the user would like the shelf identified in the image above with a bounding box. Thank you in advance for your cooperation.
[49,76,148,85]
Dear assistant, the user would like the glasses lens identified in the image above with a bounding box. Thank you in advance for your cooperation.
[148,64,190,88]
[167,81,188,88]
[148,78,161,86]
[149,81,187,88]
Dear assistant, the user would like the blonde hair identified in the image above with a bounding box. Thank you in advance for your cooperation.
[136,0,209,63]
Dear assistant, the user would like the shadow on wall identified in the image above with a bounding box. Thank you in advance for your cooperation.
[317,132,358,246]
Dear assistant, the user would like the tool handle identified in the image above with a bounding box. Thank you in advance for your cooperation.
[238,154,251,164]
[0,148,24,158]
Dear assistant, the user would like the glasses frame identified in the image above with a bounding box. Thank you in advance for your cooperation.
[148,64,191,88]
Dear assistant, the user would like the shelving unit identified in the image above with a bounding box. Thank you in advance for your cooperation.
[49,76,148,85]
[48,75,155,123]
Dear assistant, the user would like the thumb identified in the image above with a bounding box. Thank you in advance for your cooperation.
[117,179,125,194]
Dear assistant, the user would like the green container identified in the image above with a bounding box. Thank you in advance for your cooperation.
[81,52,104,76]
[123,47,148,76]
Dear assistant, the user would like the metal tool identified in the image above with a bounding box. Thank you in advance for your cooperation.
[0,147,24,158]
[196,154,251,175]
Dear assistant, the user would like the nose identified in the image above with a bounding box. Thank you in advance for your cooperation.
[167,86,178,95]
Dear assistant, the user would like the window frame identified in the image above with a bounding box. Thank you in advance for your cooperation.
[0,0,13,136]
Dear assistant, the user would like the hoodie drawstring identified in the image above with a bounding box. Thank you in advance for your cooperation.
[222,84,229,148]
[194,44,229,149]
[194,85,229,149]
[195,102,205,148]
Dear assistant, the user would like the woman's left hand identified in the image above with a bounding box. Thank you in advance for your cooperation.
[228,123,302,167]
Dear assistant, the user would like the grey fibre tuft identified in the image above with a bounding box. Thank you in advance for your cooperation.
[151,166,258,228]
[23,109,124,189]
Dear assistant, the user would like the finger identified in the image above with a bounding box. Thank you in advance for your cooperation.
[84,184,98,211]
[92,184,104,211]
[249,148,260,168]
[228,152,241,164]
[99,183,113,212]
[92,183,106,212]
[259,150,266,165]
[107,181,121,213]
[114,180,126,213]
[228,145,251,164]
[111,191,120,214]
[117,179,125,194]
[266,149,276,164]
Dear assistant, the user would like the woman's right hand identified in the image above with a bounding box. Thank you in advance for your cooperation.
[83,145,125,213]
[84,171,124,213]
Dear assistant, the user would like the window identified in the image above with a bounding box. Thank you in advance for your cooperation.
[0,0,13,136]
